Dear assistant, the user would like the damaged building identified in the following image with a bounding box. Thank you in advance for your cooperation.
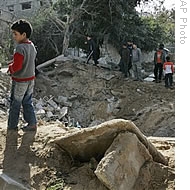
[0,0,54,19]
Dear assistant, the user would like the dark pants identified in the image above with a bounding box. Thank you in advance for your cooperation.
[128,61,132,76]
[119,59,124,72]
[165,73,173,87]
[119,60,130,77]
[123,62,129,77]
[87,51,99,65]
[154,63,163,81]
[93,54,99,65]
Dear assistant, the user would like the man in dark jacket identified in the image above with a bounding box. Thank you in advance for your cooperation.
[86,35,99,65]
[120,43,130,78]
[127,40,133,76]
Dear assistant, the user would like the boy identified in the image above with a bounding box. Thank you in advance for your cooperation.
[163,56,174,89]
[7,19,37,131]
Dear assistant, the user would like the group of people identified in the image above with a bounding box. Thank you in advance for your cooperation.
[85,37,144,83]
[119,41,174,88]
[154,43,174,89]
[119,40,143,82]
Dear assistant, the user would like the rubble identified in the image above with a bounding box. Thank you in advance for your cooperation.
[33,59,174,137]
[33,96,72,126]
[0,56,175,189]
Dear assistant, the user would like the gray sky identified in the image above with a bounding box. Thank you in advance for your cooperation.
[136,0,175,13]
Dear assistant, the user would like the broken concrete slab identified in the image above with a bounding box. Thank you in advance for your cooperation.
[51,119,168,190]
[53,119,168,165]
[95,132,152,190]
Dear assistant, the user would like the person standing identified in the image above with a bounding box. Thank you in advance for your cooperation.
[7,19,37,131]
[132,43,143,81]
[86,35,99,66]
[163,56,174,89]
[127,40,133,76]
[154,43,166,83]
[120,43,130,78]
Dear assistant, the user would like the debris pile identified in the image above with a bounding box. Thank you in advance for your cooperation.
[33,95,82,128]
[0,72,10,120]
[34,57,175,136]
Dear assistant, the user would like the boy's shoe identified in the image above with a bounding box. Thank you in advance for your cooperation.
[22,125,37,131]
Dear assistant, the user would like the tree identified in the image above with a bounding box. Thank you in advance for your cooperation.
[30,0,174,63]
[52,0,148,54]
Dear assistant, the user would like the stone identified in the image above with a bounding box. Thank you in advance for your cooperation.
[35,98,44,110]
[94,132,152,190]
[47,111,54,118]
[48,99,58,109]
[59,107,68,117]
[36,109,46,115]
[57,96,68,104]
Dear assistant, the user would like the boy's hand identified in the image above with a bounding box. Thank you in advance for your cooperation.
[6,68,11,76]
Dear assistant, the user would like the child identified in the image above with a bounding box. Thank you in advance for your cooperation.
[163,56,174,89]
[7,19,37,131]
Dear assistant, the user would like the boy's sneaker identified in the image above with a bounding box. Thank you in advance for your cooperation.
[22,125,37,131]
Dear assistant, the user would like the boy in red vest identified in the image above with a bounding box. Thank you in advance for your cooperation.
[163,56,174,89]
[153,44,166,83]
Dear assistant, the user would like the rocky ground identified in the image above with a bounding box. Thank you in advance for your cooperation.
[0,58,175,190]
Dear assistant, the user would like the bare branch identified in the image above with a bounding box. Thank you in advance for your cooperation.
[80,0,88,9]
[109,0,113,24]
[0,18,12,24]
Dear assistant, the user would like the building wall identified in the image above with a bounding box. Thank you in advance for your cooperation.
[0,9,15,38]
[0,0,44,19]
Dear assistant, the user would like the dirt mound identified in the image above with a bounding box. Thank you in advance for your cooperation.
[34,60,175,137]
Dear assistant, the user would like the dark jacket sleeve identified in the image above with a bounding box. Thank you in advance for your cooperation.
[121,49,129,64]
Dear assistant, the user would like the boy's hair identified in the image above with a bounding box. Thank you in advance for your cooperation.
[11,19,32,38]
[166,56,170,61]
